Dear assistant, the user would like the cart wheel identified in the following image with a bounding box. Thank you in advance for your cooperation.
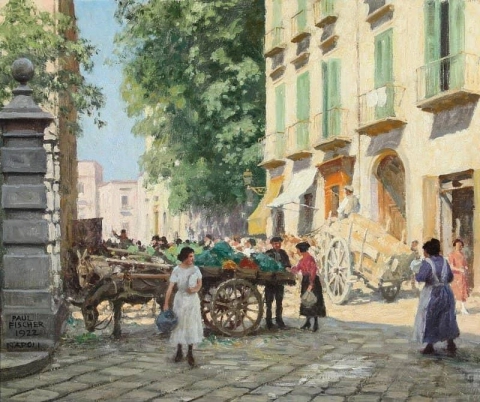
[324,237,353,304]
[210,279,263,337]
[199,286,215,329]
[380,281,402,303]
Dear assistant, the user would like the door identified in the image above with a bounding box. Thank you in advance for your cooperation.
[376,154,407,241]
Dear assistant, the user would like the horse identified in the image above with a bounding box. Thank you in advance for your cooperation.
[69,271,171,338]
[76,249,113,288]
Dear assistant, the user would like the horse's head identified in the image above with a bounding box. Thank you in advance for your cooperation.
[81,277,119,332]
[82,301,99,332]
[76,249,101,288]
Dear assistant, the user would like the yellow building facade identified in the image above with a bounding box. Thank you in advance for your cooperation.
[257,0,480,292]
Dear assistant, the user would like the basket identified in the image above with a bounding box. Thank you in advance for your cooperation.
[235,268,258,280]
[257,271,274,280]
[273,271,296,282]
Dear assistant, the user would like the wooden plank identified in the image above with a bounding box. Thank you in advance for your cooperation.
[106,258,172,270]
[123,273,170,280]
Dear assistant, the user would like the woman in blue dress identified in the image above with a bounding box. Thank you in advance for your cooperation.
[413,238,460,355]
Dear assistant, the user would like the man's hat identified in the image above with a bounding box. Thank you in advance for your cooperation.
[270,236,283,243]
[344,185,354,193]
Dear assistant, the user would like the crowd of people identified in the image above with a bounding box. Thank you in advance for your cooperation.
[107,227,471,365]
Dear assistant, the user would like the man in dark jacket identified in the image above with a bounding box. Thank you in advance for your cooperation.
[265,236,291,329]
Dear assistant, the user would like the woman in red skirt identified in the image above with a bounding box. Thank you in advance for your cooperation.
[448,239,470,315]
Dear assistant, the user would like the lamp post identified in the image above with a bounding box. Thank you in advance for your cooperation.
[242,169,266,195]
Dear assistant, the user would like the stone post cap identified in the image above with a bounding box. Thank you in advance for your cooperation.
[0,58,54,122]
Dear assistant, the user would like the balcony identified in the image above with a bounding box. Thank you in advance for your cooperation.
[264,27,286,57]
[286,121,313,160]
[291,10,310,43]
[259,132,287,169]
[314,0,338,28]
[358,85,406,136]
[312,108,351,152]
[366,0,394,25]
[417,53,480,113]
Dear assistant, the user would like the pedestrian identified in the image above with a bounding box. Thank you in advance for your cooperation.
[409,240,422,292]
[202,234,214,250]
[448,238,470,315]
[412,238,460,355]
[112,229,133,249]
[163,247,203,367]
[264,236,291,329]
[289,241,326,332]
[337,185,360,219]
[243,238,256,257]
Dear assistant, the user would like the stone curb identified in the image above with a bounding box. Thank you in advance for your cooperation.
[0,351,51,381]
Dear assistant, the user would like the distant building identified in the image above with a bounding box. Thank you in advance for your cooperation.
[77,161,103,219]
[99,180,139,242]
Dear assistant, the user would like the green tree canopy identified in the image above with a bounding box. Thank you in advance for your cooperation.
[0,0,105,134]
[114,0,266,213]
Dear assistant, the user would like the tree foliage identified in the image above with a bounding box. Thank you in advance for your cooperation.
[0,0,105,134]
[114,0,266,213]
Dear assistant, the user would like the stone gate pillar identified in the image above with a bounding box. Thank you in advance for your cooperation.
[1,58,68,351]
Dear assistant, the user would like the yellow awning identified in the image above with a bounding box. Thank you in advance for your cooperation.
[247,176,284,235]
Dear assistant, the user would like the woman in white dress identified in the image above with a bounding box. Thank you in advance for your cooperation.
[163,247,203,367]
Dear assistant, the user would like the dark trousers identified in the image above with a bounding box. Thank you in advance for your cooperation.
[264,284,284,321]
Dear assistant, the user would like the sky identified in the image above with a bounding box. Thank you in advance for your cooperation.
[75,0,145,182]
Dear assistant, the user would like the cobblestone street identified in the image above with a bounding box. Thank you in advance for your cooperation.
[1,285,479,402]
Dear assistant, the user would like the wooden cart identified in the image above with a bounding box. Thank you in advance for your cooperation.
[313,213,416,304]
[83,257,297,338]
[199,267,296,337]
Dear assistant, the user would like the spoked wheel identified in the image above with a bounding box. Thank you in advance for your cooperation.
[210,279,263,337]
[199,286,216,329]
[324,237,353,304]
[379,281,402,302]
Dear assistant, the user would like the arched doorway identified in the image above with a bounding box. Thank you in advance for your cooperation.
[375,153,406,241]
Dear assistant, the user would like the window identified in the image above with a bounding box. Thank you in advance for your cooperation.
[274,84,286,158]
[424,0,465,96]
[322,59,341,138]
[77,182,84,194]
[121,195,129,208]
[296,71,310,148]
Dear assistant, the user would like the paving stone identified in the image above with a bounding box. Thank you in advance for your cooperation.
[114,389,161,401]
[0,387,19,398]
[233,395,272,402]
[73,372,117,385]
[275,395,311,402]
[207,386,251,399]
[43,381,91,395]
[9,389,60,402]
[250,384,292,397]
[311,395,344,401]
[347,394,382,401]
[98,366,144,376]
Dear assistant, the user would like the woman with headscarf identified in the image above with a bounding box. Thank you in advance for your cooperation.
[413,239,459,355]
[289,241,326,332]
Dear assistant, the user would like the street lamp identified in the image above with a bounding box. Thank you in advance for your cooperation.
[242,169,266,195]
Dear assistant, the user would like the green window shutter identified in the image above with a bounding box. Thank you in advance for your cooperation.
[273,0,282,27]
[296,71,310,148]
[322,60,341,138]
[275,84,286,158]
[322,61,329,139]
[297,0,307,32]
[449,0,465,89]
[424,0,441,98]
[374,28,393,89]
[374,29,394,119]
[275,84,286,133]
[322,0,335,16]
